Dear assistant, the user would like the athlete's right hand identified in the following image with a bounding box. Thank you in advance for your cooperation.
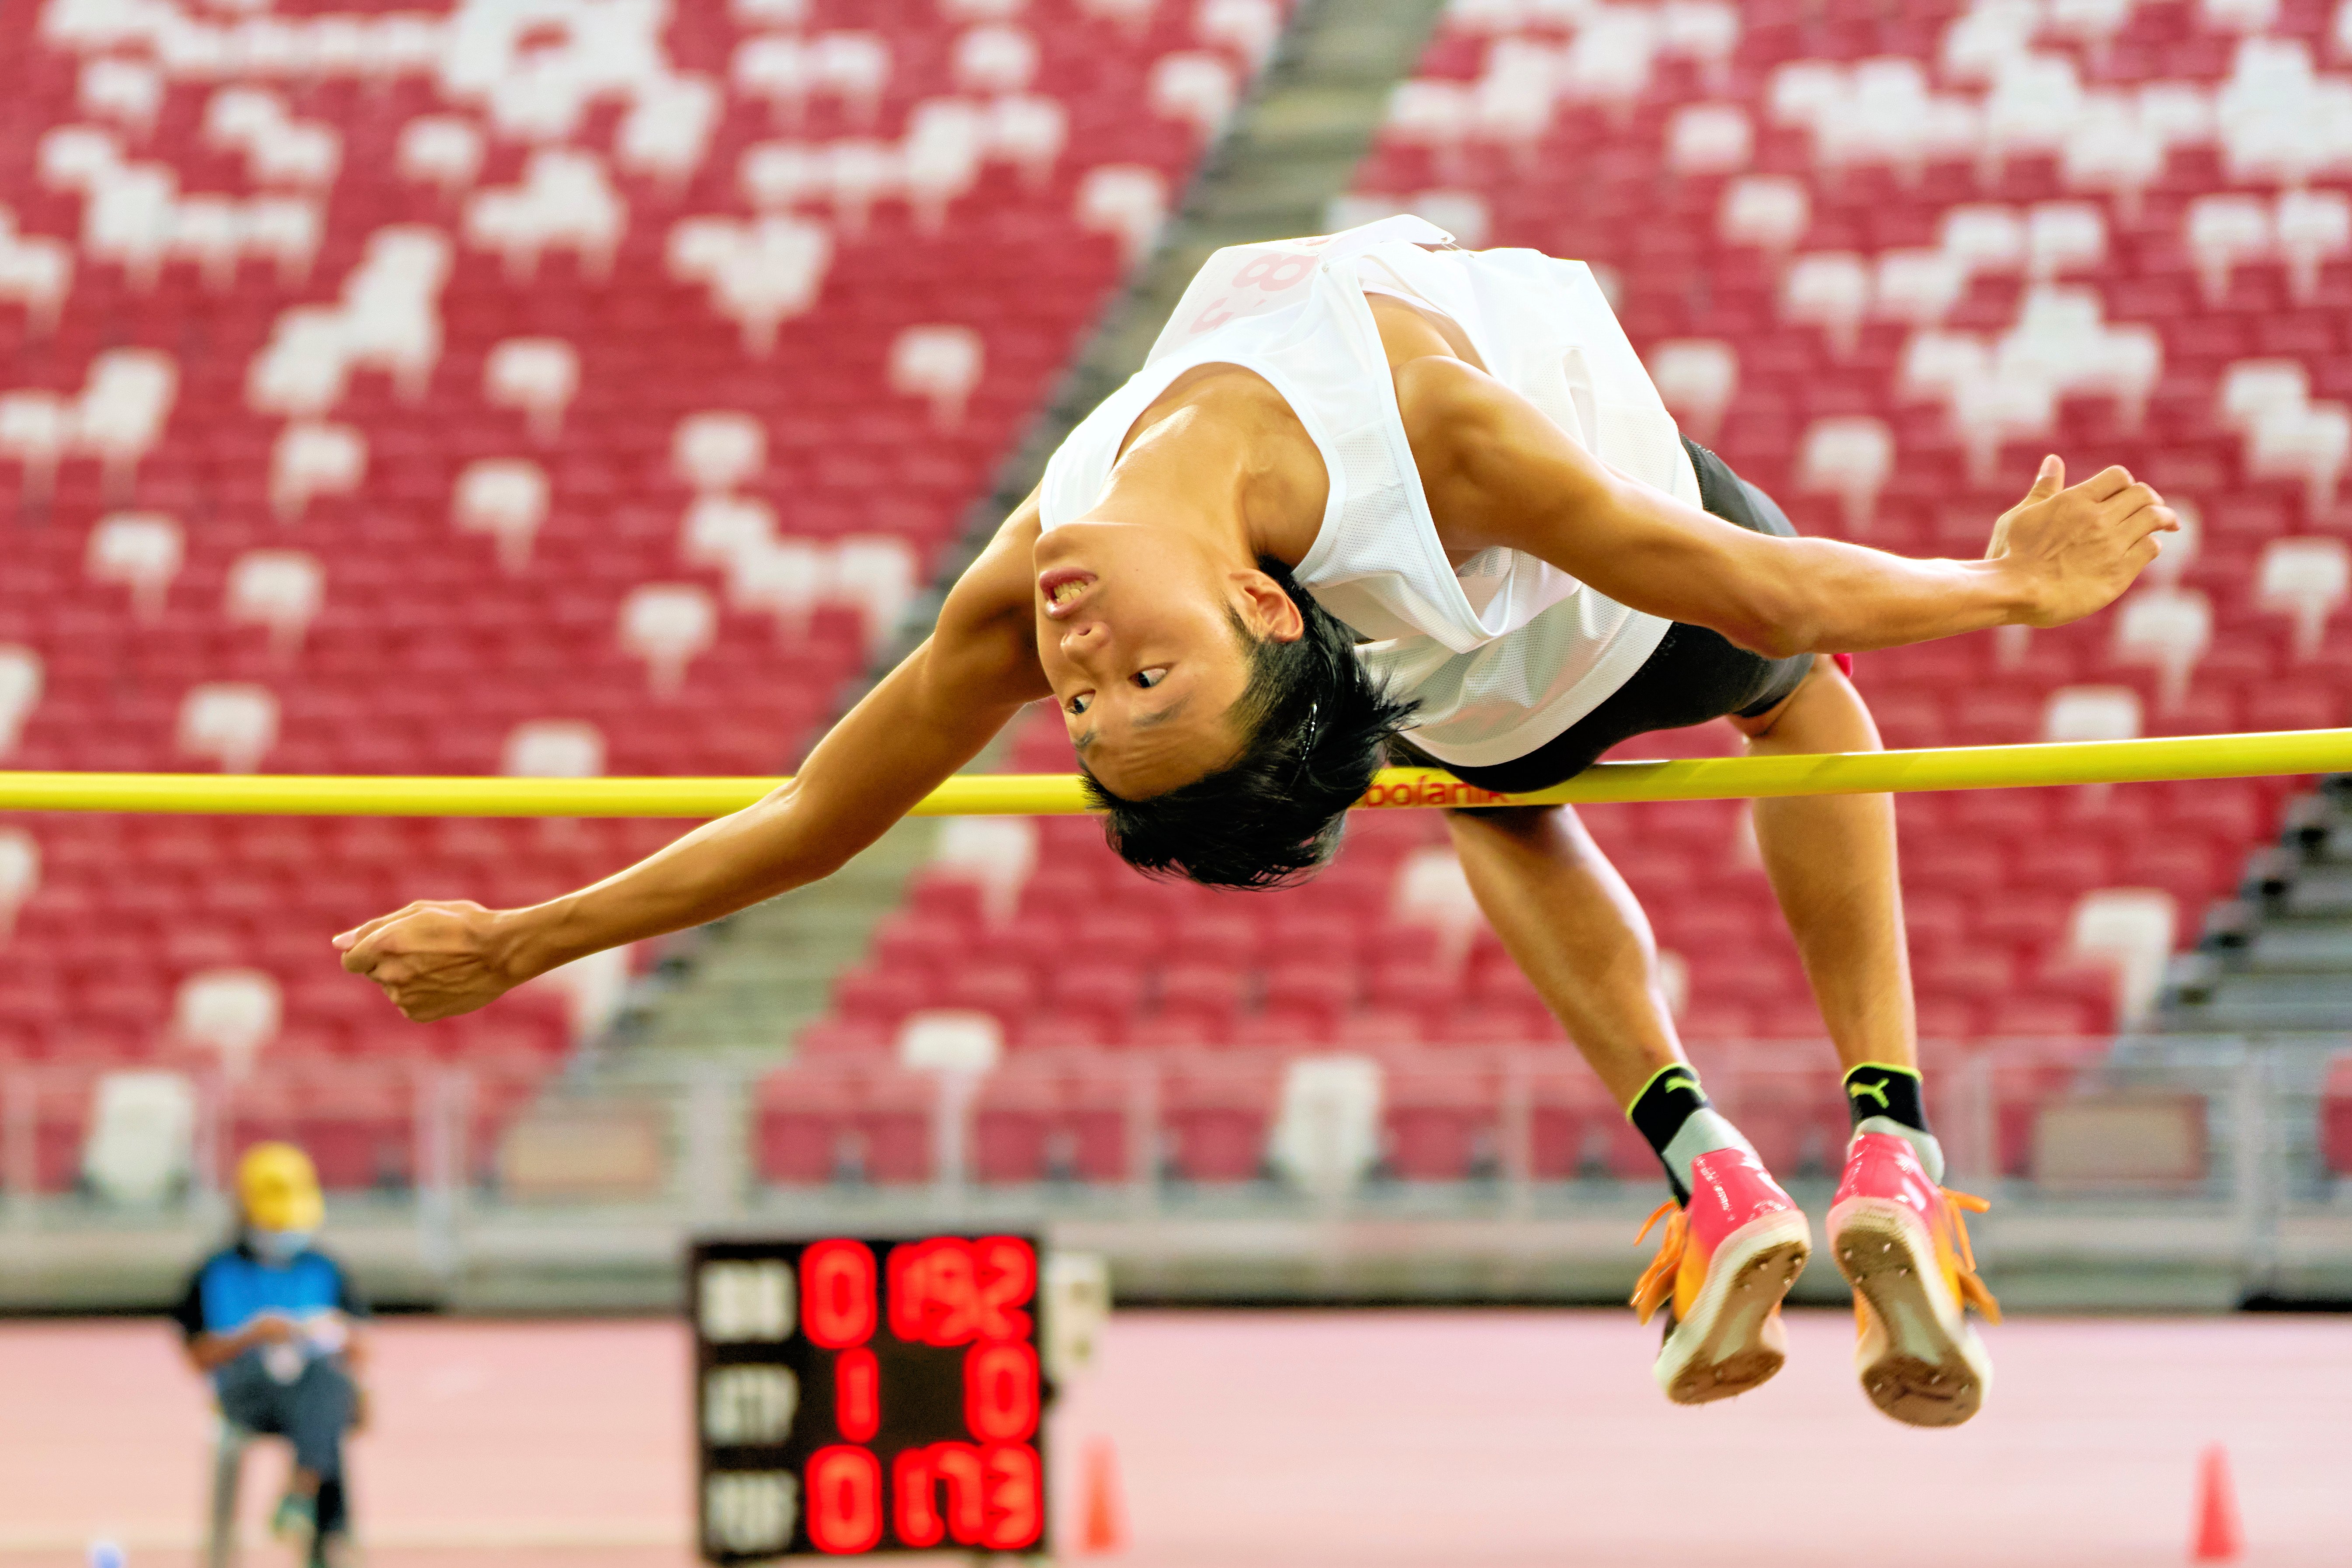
[1984,455,2179,628]
[334,899,531,1022]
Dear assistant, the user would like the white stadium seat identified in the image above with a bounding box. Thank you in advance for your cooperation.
[465,150,627,284]
[954,24,1040,94]
[0,209,73,333]
[269,421,365,524]
[1666,104,1752,175]
[2069,889,2178,1023]
[224,549,326,657]
[396,116,484,197]
[987,94,1070,188]
[2043,685,2144,743]
[503,719,607,780]
[173,969,283,1075]
[1781,252,1870,356]
[1200,0,1281,71]
[1873,250,1968,326]
[726,536,834,634]
[0,826,37,938]
[1717,175,1809,254]
[673,412,767,494]
[897,1010,1005,1074]
[177,683,279,774]
[931,815,1039,926]
[2255,537,2351,658]
[0,648,40,759]
[618,74,725,190]
[2276,189,2351,305]
[80,58,161,138]
[2187,194,2272,304]
[1646,340,1738,442]
[75,347,177,492]
[682,494,781,576]
[1151,52,1240,141]
[1076,164,1169,266]
[620,585,719,696]
[1392,845,1484,970]
[663,215,833,354]
[483,338,581,443]
[834,535,919,649]
[452,459,552,573]
[2110,586,2213,711]
[85,510,182,621]
[1796,416,1895,532]
[888,325,986,430]
[83,1072,197,1204]
[1939,205,2027,274]
[2025,202,2106,281]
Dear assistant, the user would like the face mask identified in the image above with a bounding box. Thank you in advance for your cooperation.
[250,1228,313,1264]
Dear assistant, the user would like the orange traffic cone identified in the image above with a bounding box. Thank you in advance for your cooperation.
[2191,1443,2244,1562]
[1078,1435,1126,1555]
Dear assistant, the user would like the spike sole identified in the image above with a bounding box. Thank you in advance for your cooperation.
[1830,1195,1993,1427]
[1654,1207,1812,1405]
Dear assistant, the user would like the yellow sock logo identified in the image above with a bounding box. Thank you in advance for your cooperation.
[1847,1079,1891,1111]
[1657,1068,1700,1101]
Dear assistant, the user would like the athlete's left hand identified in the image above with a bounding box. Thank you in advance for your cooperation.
[1984,455,2179,627]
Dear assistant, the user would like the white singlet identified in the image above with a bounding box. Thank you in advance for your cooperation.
[1037,215,1698,769]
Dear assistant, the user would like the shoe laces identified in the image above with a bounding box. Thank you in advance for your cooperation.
[1942,1187,2002,1324]
[1629,1200,1688,1325]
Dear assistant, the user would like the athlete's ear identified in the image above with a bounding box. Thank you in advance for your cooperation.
[1232,569,1306,643]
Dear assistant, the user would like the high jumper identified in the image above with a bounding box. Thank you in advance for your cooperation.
[337,215,2176,1426]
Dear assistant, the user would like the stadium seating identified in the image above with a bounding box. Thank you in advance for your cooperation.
[767,0,2342,1188]
[0,0,1285,1186]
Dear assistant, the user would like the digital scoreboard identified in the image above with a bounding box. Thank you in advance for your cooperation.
[691,1235,1050,1561]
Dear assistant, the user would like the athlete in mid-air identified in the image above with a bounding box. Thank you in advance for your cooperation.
[338,216,2174,1426]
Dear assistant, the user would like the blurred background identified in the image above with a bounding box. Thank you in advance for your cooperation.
[1,0,2350,1561]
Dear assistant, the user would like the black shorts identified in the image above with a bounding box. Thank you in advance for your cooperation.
[1390,438,1814,796]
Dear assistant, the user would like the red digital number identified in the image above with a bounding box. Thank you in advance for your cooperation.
[982,1442,1044,1551]
[973,1235,1036,1341]
[834,1346,879,1443]
[889,1442,1041,1551]
[964,1339,1039,1443]
[891,1447,947,1548]
[887,1240,978,1347]
[805,1444,884,1554]
[896,1440,985,1545]
[802,1239,877,1349]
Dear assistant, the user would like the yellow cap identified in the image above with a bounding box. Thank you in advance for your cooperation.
[237,1142,323,1233]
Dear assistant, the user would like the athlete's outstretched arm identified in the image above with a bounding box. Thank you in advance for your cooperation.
[1397,356,2177,660]
[334,494,1054,1022]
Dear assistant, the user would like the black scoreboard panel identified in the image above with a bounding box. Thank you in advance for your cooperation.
[691,1235,1050,1561]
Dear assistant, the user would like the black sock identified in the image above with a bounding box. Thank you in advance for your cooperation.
[1627,1063,1716,1205]
[1842,1062,1929,1135]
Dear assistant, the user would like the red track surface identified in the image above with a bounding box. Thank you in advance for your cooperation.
[0,1310,2342,1566]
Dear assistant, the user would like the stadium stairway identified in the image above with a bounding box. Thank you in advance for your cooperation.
[2166,771,2352,1032]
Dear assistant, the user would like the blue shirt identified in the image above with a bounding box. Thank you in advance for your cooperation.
[171,1238,367,1386]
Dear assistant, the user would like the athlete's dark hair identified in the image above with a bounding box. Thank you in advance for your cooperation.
[1081,558,1416,890]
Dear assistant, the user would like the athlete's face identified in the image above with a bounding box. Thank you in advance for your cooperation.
[1032,520,1301,798]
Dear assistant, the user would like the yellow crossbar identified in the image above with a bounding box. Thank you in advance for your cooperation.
[0,729,2344,817]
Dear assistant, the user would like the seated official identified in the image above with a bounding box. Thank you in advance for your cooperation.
[171,1143,368,1564]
